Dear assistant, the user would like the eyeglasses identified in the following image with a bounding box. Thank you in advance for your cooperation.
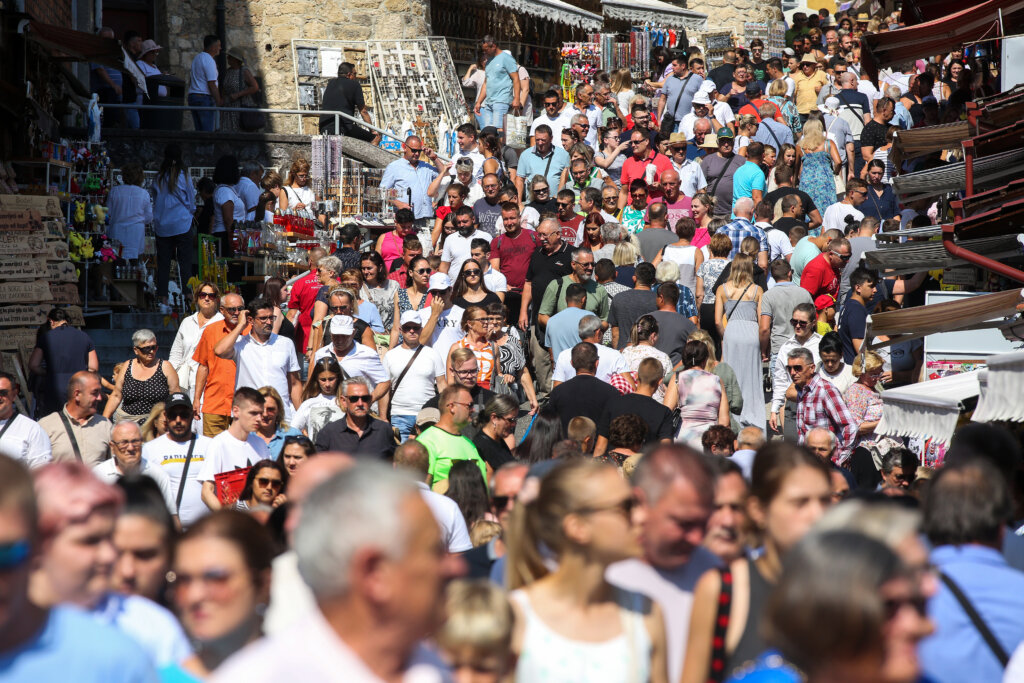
[254,315,274,323]
[170,567,234,592]
[345,394,371,403]
[222,306,244,314]
[0,539,30,570]
[414,267,432,274]
[493,413,517,424]
[197,291,218,299]
[464,269,481,276]
[453,367,478,376]
[113,438,143,448]
[135,345,157,354]
[787,364,806,373]
[449,400,474,409]
[469,317,488,325]
[789,319,810,327]
[575,262,595,270]
[256,477,283,489]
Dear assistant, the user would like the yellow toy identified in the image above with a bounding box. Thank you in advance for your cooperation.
[74,201,86,225]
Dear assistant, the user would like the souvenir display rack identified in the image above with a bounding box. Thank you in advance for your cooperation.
[559,42,601,102]
[291,39,376,132]
[693,29,736,68]
[742,22,786,58]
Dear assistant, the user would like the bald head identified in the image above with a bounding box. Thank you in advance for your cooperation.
[805,428,836,461]
[111,420,142,442]
[737,426,765,450]
[694,119,713,135]
[394,440,430,479]
[221,292,243,308]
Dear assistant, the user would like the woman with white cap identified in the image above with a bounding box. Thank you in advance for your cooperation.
[221,50,261,132]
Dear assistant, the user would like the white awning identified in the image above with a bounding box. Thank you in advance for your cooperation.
[875,370,981,446]
[493,0,604,30]
[601,0,709,29]
[972,350,1024,422]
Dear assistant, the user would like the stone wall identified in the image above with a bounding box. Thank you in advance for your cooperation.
[689,0,783,40]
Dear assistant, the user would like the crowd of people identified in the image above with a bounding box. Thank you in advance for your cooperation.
[10,11,1022,683]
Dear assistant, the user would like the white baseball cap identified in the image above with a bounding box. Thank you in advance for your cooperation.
[819,96,841,115]
[428,272,452,291]
[399,310,423,327]
[692,91,712,105]
[330,315,355,335]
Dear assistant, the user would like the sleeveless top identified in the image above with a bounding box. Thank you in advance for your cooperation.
[661,244,698,293]
[511,588,652,683]
[380,230,404,272]
[397,288,430,317]
[120,359,170,416]
[729,558,772,674]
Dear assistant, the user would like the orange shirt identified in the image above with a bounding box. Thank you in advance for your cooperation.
[454,337,495,389]
[192,321,244,416]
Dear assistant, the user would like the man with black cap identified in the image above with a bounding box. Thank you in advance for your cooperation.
[143,391,212,528]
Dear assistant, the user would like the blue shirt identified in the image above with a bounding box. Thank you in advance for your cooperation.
[732,161,767,205]
[752,119,795,150]
[662,73,704,124]
[544,306,592,358]
[721,218,769,258]
[484,50,518,105]
[357,300,386,334]
[893,100,913,130]
[859,183,901,223]
[0,605,158,682]
[380,158,439,220]
[686,141,707,161]
[518,146,570,196]
[920,544,1024,683]
[268,427,303,460]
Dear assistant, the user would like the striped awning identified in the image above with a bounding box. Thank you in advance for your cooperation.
[492,0,604,30]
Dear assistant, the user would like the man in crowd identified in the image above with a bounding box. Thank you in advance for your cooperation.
[474,35,521,131]
[659,52,703,136]
[652,283,697,362]
[319,62,378,141]
[193,293,245,436]
[800,236,851,300]
[622,104,658,147]
[687,118,713,161]
[752,102,794,148]
[788,346,857,464]
[832,73,872,176]
[700,128,745,216]
[551,314,631,388]
[538,246,609,330]
[822,178,867,232]
[197,387,269,510]
[417,384,486,484]
[760,261,814,369]
[638,203,678,263]
[707,50,737,91]
[380,136,440,238]
[214,298,302,421]
[212,464,459,681]
[727,426,765,480]
[188,35,221,131]
[489,202,537,320]
[385,237,424,288]
[530,91,571,144]
[793,55,827,120]
[543,284,594,363]
[837,267,880,363]
[732,142,766,206]
[314,316,391,415]
[607,444,719,683]
[521,217,573,394]
[441,206,492,277]
[619,129,673,207]
[517,125,570,201]
[393,440,472,553]
[609,263,657,350]
[143,391,210,528]
[861,97,896,171]
[384,312,446,441]
[39,370,111,466]
[448,123,485,179]
[547,342,621,433]
[0,371,50,468]
[473,173,504,238]
[471,239,506,298]
[287,249,326,357]
[770,303,821,439]
[419,274,466,355]
[764,166,823,231]
[594,357,674,456]
[816,97,856,184]
[703,457,749,563]
[315,378,396,460]
[721,198,769,267]
[92,421,176,518]
[464,461,529,579]
[555,189,584,244]
[424,349,496,428]
[569,82,600,147]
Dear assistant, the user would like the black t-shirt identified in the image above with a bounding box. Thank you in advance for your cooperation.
[861,120,888,151]
[528,198,558,215]
[547,374,621,432]
[38,325,95,415]
[453,291,502,310]
[319,77,365,129]
[708,64,736,92]
[772,216,807,237]
[749,59,768,84]
[524,243,573,326]
[837,298,868,363]
[763,186,818,217]
[597,392,674,443]
[472,430,514,470]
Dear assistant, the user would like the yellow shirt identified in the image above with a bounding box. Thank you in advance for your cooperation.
[792,70,828,114]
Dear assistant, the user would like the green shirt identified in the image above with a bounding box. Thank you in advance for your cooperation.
[417,425,487,484]
[538,275,610,320]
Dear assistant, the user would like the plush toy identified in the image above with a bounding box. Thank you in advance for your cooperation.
[92,204,107,227]
[74,201,86,226]
[68,231,91,262]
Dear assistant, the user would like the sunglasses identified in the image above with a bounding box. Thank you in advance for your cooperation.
[406,146,424,153]
[135,345,157,353]
[401,324,422,332]
[533,187,550,194]
[0,539,30,570]
[328,305,350,313]
[197,291,218,299]
[580,496,637,518]
[256,477,283,489]
[414,267,431,274]
[831,251,852,260]
[171,567,234,591]
[222,306,244,314]
[345,394,371,403]
[790,319,810,327]
[557,201,573,207]
[464,269,482,276]
[575,262,595,269]
[491,495,513,511]
[787,364,806,373]
[883,594,929,620]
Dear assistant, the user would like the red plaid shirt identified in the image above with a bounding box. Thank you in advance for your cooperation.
[796,373,858,465]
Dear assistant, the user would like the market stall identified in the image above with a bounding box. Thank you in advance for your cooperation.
[972,350,1024,423]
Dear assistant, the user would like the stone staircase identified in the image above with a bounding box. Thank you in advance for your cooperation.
[86,312,179,381]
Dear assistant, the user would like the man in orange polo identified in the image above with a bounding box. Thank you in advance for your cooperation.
[192,292,246,436]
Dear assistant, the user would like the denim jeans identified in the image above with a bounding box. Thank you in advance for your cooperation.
[156,230,195,299]
[480,101,511,130]
[391,414,416,442]
[188,93,216,131]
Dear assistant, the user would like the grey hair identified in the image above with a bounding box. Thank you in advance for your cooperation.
[884,84,902,100]
[655,260,680,284]
[295,464,416,599]
[112,419,142,437]
[600,222,623,243]
[132,329,156,347]
[572,246,594,263]
[814,500,921,550]
[788,347,815,365]
[318,255,343,277]
[340,376,372,396]
[733,197,754,216]
[578,314,602,340]
[241,161,262,178]
[879,450,901,474]
[573,114,590,125]
[839,72,858,87]
[538,217,560,234]
[806,426,836,448]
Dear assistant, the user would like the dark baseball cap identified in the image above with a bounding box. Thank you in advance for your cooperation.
[166,392,192,413]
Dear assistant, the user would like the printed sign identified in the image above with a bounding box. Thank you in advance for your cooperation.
[0,281,53,305]
[45,240,69,261]
[48,283,81,305]
[0,194,62,218]
[46,260,78,283]
[0,257,48,281]
[0,233,46,255]
[0,305,48,327]
[0,210,44,233]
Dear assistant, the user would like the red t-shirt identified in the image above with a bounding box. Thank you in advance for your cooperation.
[739,98,782,122]
[620,152,673,199]
[491,228,539,290]
[558,215,584,246]
[800,252,839,299]
[286,270,320,351]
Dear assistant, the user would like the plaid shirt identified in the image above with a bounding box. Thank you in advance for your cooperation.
[796,373,858,465]
[721,218,769,259]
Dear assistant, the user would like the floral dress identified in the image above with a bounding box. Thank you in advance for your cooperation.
[620,205,646,235]
[696,258,729,305]
[622,344,673,402]
[675,369,723,449]
[799,149,838,217]
[843,382,883,451]
[769,95,801,135]
[362,281,399,334]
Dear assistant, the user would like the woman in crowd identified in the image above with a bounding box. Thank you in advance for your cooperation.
[610,67,636,114]
[445,459,491,531]
[360,252,400,335]
[389,255,433,347]
[473,395,520,471]
[768,80,801,138]
[235,458,288,511]
[432,183,468,254]
[623,316,673,402]
[582,212,607,251]
[861,159,900,222]
[107,163,152,263]
[486,302,538,414]
[170,511,274,677]
[595,127,630,179]
[305,254,342,350]
[689,329,743,433]
[843,351,886,450]
[279,434,315,477]
[612,239,641,287]
[735,115,759,156]
[715,253,765,431]
[290,357,343,443]
[766,142,800,193]
[152,144,196,304]
[453,259,502,310]
[212,155,244,257]
[691,192,715,250]
[480,131,509,184]
[695,231,732,354]
[141,402,168,442]
[376,209,419,272]
[560,128,581,153]
[665,340,731,449]
[220,51,261,132]
[683,443,832,683]
[112,476,176,605]
[619,179,649,234]
[337,268,386,335]
[279,157,315,212]
[507,459,669,682]
[515,409,564,465]
[104,328,178,423]
[651,216,704,295]
[728,531,933,683]
[253,386,301,460]
[601,414,647,467]
[257,170,283,222]
[450,305,496,390]
[168,281,222,400]
[798,119,840,214]
[260,276,294,339]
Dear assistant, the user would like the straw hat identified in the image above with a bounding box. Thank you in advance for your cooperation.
[800,54,818,66]
[668,132,688,146]
[699,133,719,149]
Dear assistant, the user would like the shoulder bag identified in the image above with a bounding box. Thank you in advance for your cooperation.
[0,410,19,442]
[175,436,197,512]
[386,345,424,420]
[939,571,1010,667]
[708,566,734,683]
[660,74,694,135]
[58,410,84,462]
[707,156,733,198]
[490,342,514,396]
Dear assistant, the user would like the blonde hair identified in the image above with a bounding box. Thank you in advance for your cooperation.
[287,157,311,186]
[768,79,788,97]
[610,68,633,94]
[436,579,514,663]
[799,119,826,152]
[852,350,884,377]
[470,520,502,547]
[728,252,755,288]
[258,386,289,430]
[655,260,680,284]
[140,402,167,442]
[688,329,719,363]
[736,114,758,134]
[612,240,639,267]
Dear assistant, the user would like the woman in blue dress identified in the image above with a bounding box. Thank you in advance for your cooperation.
[797,119,840,228]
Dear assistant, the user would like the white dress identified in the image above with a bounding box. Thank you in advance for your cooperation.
[107,184,153,259]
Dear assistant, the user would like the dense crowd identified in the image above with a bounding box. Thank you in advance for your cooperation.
[3,10,1022,683]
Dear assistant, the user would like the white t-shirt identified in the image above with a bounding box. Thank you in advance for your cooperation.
[235,176,262,221]
[289,394,343,443]
[384,345,445,417]
[484,266,507,293]
[196,430,269,482]
[92,591,194,669]
[417,305,465,355]
[530,109,573,140]
[417,482,472,552]
[143,433,211,528]
[552,343,629,384]
[189,51,218,96]
[822,203,864,234]
[0,413,52,469]
[283,185,315,211]
[92,458,177,515]
[233,334,301,420]
[212,185,244,234]
[313,342,389,386]
[442,230,492,279]
[764,226,795,262]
